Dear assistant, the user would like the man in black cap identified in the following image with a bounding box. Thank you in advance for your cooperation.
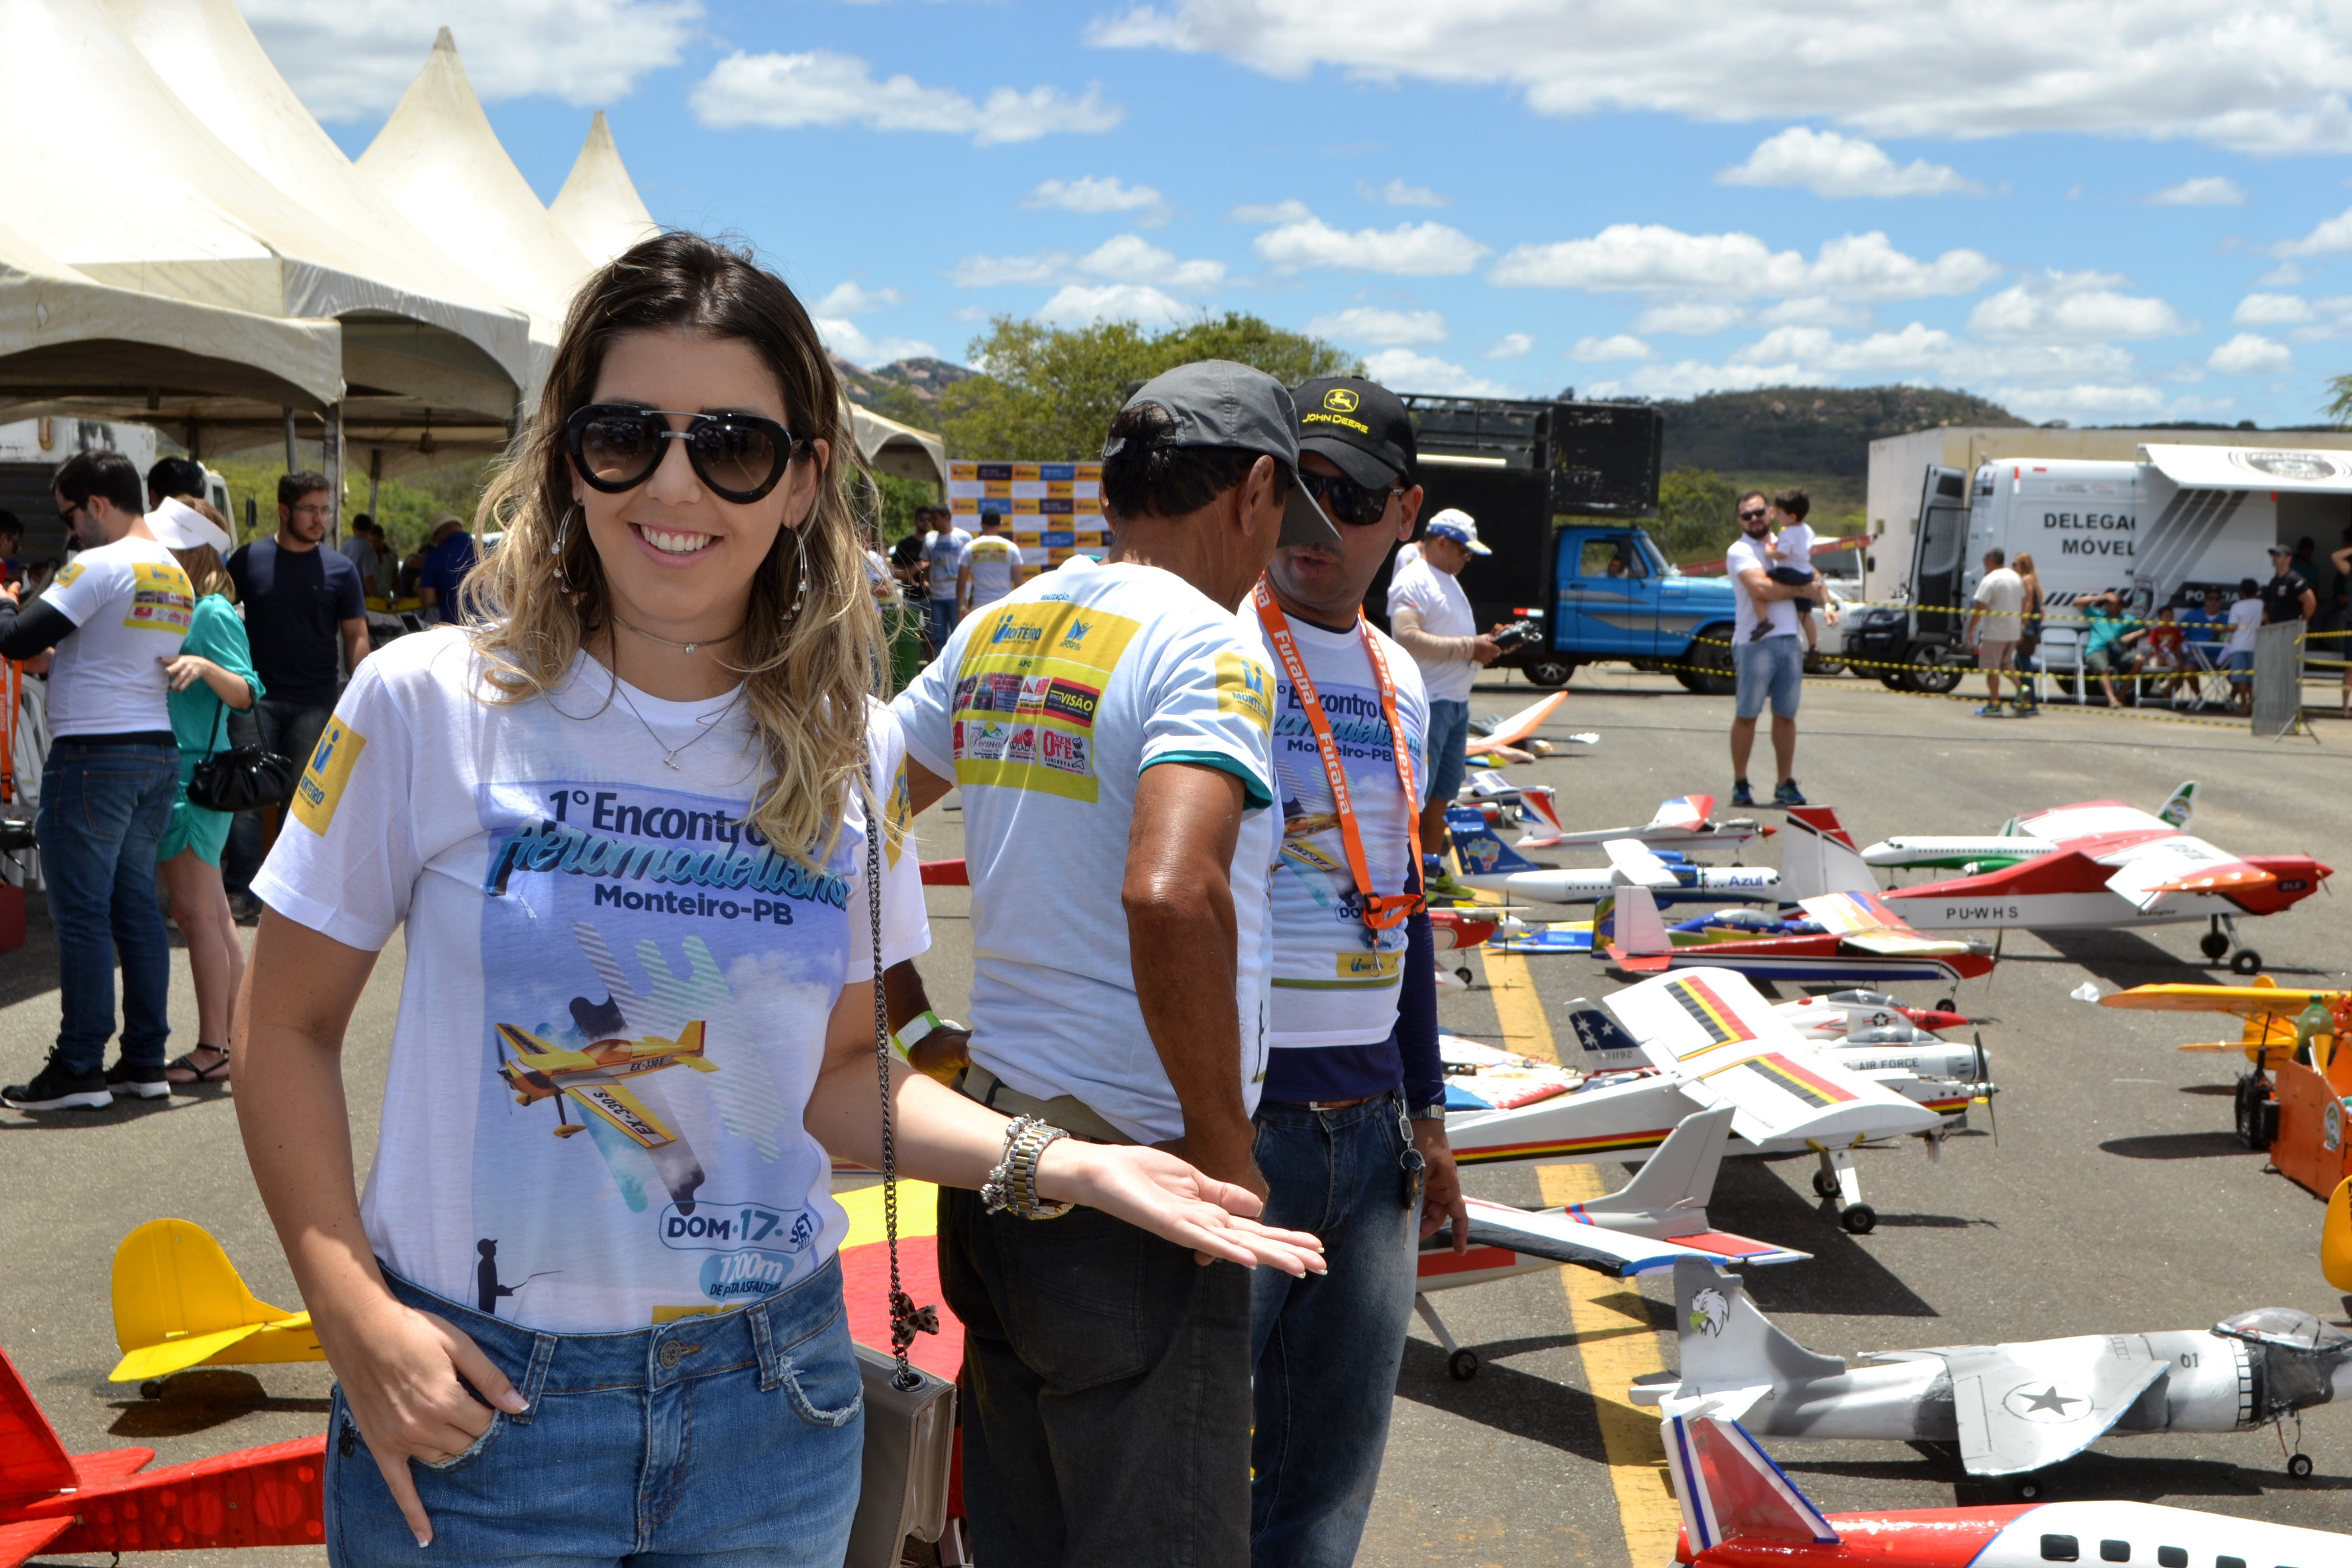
[2261,543,2316,627]
[891,360,1336,1568]
[1237,375,1467,1566]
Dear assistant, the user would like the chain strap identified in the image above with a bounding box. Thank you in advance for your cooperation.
[867,773,935,1392]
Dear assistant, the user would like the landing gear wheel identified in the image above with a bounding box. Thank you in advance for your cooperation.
[1840,1203,1878,1235]
[1934,998,1955,1015]
[1448,1348,1480,1382]
[2200,930,2231,961]
[1456,965,1475,986]
[2014,1475,2046,1501]
[2288,1453,2314,1478]
[139,1379,165,1401]
[1813,1170,1841,1198]
[2231,950,2263,975]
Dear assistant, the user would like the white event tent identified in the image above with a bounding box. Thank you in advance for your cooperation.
[551,112,660,267]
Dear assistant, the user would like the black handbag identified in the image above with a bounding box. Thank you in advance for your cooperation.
[185,698,298,814]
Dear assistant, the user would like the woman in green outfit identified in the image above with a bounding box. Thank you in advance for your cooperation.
[149,500,261,1087]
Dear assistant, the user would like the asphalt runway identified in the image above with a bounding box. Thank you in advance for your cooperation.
[4,666,2348,1566]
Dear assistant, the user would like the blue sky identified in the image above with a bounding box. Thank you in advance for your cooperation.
[251,0,2352,427]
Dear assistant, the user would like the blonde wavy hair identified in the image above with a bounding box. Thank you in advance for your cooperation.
[167,496,236,602]
[469,232,883,866]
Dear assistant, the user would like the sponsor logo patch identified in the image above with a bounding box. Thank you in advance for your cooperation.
[291,719,366,836]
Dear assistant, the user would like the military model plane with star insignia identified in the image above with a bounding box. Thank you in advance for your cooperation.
[1632,1258,2352,1489]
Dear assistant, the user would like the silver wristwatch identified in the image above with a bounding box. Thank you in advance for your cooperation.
[982,1114,1074,1219]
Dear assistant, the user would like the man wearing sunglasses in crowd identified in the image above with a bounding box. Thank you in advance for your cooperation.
[1726,488,1823,808]
[1239,376,1467,1567]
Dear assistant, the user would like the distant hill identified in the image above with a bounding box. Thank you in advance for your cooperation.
[834,355,975,412]
[1656,386,2028,477]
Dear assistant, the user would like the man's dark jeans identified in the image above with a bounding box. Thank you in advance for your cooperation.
[37,739,178,1074]
[939,1186,1253,1568]
[222,699,333,897]
[1248,1095,1417,1568]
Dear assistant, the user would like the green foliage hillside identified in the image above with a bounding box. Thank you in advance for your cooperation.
[1656,385,2027,477]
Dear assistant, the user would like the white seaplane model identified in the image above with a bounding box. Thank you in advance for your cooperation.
[1413,1105,1808,1380]
[1661,1405,2350,1568]
[1636,1259,2352,1487]
[1442,968,1993,1234]
[1448,807,1780,909]
[1798,785,2332,974]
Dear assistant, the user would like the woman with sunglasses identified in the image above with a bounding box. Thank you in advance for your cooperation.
[233,232,1323,1566]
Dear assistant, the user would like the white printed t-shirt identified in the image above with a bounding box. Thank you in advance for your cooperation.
[41,534,192,737]
[1235,609,1429,1048]
[1727,535,1799,641]
[253,628,928,1333]
[2226,597,2264,654]
[961,533,1021,609]
[1385,556,1476,703]
[892,556,1279,1144]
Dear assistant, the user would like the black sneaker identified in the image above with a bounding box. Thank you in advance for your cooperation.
[1730,780,1755,808]
[2,1059,111,1111]
[106,1060,169,1100]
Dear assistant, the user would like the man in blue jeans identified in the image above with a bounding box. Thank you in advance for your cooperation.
[0,450,193,1109]
[1726,489,1822,807]
[1238,375,1466,1567]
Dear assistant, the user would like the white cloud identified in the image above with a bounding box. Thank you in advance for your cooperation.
[812,280,905,316]
[2287,294,2352,340]
[1967,270,2195,340]
[1491,225,1997,301]
[2268,205,2352,257]
[1991,383,2169,422]
[948,236,1223,292]
[1232,202,1490,275]
[1023,176,1169,223]
[1484,332,1535,359]
[949,250,1073,288]
[242,2,697,117]
[691,51,1120,143]
[1753,297,1873,329]
[2208,331,2294,374]
[815,318,937,368]
[1583,360,1827,400]
[1359,349,1515,397]
[2234,292,2316,325]
[2257,262,2310,286]
[1085,1,2352,155]
[1566,334,1654,362]
[1633,301,1749,335]
[1034,284,1192,328]
[1716,128,1980,198]
[2147,175,2246,206]
[1358,178,1448,207]
[1305,307,1447,345]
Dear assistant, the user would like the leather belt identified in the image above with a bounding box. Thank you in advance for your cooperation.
[954,1063,1138,1146]
[1264,1095,1378,1111]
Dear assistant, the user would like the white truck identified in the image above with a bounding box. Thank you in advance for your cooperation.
[1847,443,2352,691]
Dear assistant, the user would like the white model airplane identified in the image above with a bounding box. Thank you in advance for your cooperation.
[1517,791,1769,853]
[1413,1106,1809,1380]
[1792,788,2332,974]
[1443,968,1987,1233]
[1600,884,1994,986]
[1662,1406,2350,1568]
[1448,807,1780,908]
[1636,1259,2352,1484]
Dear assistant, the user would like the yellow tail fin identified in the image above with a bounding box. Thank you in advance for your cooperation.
[109,1220,320,1382]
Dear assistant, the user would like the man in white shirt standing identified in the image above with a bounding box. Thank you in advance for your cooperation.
[958,510,1021,617]
[0,451,192,1109]
[1385,509,1498,866]
[893,360,1340,1568]
[1966,548,2028,717]
[1726,488,1822,808]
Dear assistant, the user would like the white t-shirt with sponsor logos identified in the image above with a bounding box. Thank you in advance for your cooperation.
[892,556,1279,1144]
[252,628,927,1333]
[960,532,1021,609]
[1236,610,1430,1048]
[40,534,192,737]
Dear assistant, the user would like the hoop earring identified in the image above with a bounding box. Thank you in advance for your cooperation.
[551,505,578,587]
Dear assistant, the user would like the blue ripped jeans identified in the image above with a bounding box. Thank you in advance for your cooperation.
[327,1256,863,1566]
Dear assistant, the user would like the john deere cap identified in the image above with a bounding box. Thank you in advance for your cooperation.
[1102,360,1339,547]
[1293,376,1416,489]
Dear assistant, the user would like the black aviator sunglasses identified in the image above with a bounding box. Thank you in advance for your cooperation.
[566,404,801,504]
[1298,469,1404,528]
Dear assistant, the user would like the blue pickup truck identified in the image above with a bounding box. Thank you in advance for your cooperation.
[1522,523,1740,693]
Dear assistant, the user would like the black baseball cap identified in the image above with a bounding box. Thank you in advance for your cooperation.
[1292,376,1416,489]
[1104,361,1339,547]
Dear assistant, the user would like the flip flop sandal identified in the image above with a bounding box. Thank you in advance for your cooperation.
[165,1048,230,1086]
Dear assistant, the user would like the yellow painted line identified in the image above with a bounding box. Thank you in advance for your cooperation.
[1476,942,1683,1567]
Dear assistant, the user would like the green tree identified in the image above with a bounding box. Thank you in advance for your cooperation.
[2325,372,2352,428]
[932,312,1361,460]
[1651,467,1740,562]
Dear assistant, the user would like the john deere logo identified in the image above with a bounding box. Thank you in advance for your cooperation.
[1322,388,1360,414]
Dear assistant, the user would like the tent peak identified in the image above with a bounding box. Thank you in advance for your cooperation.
[433,26,455,51]
[552,110,658,267]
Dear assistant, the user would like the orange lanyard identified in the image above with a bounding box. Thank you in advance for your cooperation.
[1252,578,1424,932]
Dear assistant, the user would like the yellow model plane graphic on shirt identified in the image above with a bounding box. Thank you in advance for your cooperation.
[495,1020,717,1211]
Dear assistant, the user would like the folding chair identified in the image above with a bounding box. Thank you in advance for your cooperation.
[2170,637,2233,712]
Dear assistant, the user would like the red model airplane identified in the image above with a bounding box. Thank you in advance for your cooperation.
[1663,1407,2346,1566]
[0,1343,323,1563]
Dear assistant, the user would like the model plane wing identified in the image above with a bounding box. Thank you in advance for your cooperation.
[2098,979,2329,1015]
[2097,835,2277,910]
[1649,795,1712,830]
[562,1080,681,1149]
[1605,968,1941,1145]
[2016,800,2179,843]
[1606,838,1681,889]
[1942,1338,2170,1477]
[1472,693,1566,753]
[0,1518,73,1568]
[1454,1198,1788,1277]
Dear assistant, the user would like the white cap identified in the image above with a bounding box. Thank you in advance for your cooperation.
[1423,508,1490,555]
[148,497,232,554]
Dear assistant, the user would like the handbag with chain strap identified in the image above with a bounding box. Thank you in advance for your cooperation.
[844,792,959,1568]
[184,694,298,814]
